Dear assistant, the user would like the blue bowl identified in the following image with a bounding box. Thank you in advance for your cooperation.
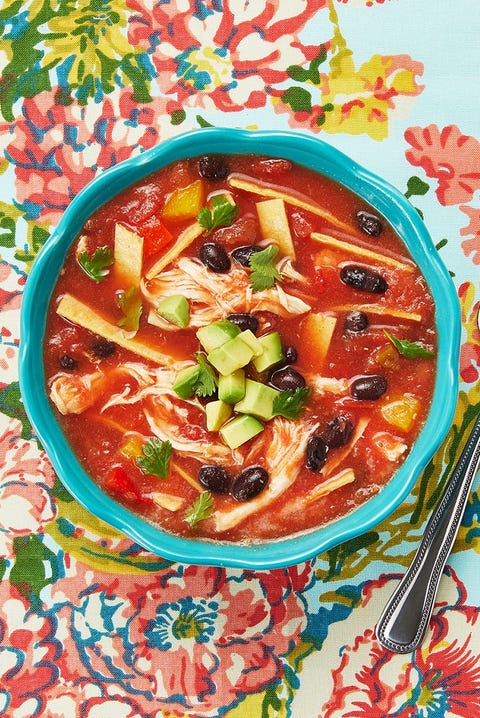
[19,128,460,569]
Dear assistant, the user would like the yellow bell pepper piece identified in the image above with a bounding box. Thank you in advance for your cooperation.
[162,179,205,221]
[381,395,421,432]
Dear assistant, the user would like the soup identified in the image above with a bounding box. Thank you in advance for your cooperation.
[43,153,436,543]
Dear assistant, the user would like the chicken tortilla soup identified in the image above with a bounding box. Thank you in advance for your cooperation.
[44,154,437,543]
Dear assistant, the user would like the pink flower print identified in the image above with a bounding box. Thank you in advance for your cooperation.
[291,568,480,718]
[0,261,24,386]
[0,418,57,558]
[460,204,480,265]
[2,89,175,224]
[405,124,480,206]
[51,561,311,716]
[0,595,61,716]
[127,0,327,111]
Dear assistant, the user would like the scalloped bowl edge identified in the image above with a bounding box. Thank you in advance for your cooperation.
[19,128,461,569]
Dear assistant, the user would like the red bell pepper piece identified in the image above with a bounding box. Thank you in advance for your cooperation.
[104,466,152,505]
[140,215,173,258]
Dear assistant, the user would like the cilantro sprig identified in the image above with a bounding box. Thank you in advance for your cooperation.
[198,195,239,233]
[78,246,114,282]
[136,438,172,479]
[184,491,214,528]
[118,286,142,332]
[272,386,311,420]
[249,244,283,292]
[384,331,434,359]
[193,353,218,397]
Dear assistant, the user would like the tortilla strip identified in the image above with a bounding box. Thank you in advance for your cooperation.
[305,468,356,504]
[311,232,414,272]
[145,221,204,279]
[323,416,370,476]
[228,173,354,233]
[56,293,173,366]
[331,303,423,322]
[171,461,203,492]
[114,224,144,286]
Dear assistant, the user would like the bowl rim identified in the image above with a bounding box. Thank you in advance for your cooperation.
[19,127,461,569]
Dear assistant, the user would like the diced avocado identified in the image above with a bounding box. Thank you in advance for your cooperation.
[234,379,281,421]
[157,294,190,328]
[196,319,241,353]
[218,369,246,404]
[252,331,284,373]
[172,364,200,399]
[207,335,254,376]
[238,329,263,357]
[219,414,264,449]
[205,400,232,432]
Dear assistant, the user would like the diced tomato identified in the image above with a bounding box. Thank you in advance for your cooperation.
[180,424,208,441]
[140,215,174,258]
[290,210,314,239]
[104,466,151,505]
[253,158,292,176]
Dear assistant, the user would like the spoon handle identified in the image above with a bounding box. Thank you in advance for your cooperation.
[376,411,480,654]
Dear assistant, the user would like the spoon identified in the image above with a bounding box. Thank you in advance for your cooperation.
[376,309,480,654]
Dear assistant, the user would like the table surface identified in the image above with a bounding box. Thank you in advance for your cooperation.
[1,1,480,716]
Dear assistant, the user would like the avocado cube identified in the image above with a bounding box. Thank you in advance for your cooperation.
[252,332,284,373]
[196,320,240,353]
[157,294,190,328]
[219,414,264,449]
[205,400,232,432]
[207,335,254,376]
[238,329,263,357]
[234,379,281,421]
[172,364,200,399]
[218,369,246,404]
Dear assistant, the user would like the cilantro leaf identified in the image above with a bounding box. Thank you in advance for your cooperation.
[249,244,282,292]
[184,491,214,528]
[118,286,142,332]
[384,331,434,359]
[198,195,239,233]
[272,386,311,420]
[136,438,172,479]
[193,353,218,397]
[78,246,114,282]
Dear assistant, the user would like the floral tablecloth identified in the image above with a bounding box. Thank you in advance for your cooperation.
[1,1,480,716]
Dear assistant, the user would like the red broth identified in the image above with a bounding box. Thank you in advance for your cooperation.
[43,154,436,543]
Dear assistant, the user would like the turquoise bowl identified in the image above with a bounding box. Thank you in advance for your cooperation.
[19,128,460,569]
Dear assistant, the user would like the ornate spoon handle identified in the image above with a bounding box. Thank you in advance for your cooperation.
[376,411,480,654]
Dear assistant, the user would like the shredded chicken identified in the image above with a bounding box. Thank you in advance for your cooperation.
[213,416,318,532]
[142,257,310,329]
[49,370,105,415]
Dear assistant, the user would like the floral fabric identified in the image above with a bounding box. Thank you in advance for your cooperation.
[1,1,480,716]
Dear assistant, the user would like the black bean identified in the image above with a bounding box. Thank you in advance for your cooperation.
[344,310,369,333]
[199,242,231,273]
[227,313,259,333]
[340,265,388,294]
[306,435,329,472]
[350,375,388,401]
[198,465,231,494]
[231,466,268,501]
[91,338,116,358]
[198,155,229,181]
[59,354,78,370]
[269,366,306,391]
[321,415,354,448]
[356,209,384,237]
[283,345,298,364]
[231,245,262,267]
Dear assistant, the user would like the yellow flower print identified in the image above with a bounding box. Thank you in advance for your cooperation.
[41,0,149,101]
[320,12,424,140]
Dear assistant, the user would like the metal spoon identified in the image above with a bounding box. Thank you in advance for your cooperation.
[376,409,480,653]
[376,309,480,653]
